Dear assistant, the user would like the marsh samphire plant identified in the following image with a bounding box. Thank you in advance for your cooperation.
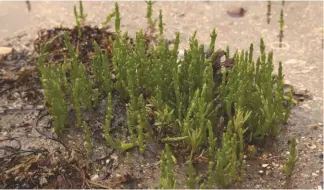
[36,0,294,188]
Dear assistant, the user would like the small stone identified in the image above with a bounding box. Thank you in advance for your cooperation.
[316,170,320,173]
[227,7,246,17]
[307,144,317,149]
[312,172,319,177]
[0,47,13,56]
[284,79,292,86]
[258,170,264,174]
[294,87,308,95]
[36,105,45,109]
[39,176,48,186]
[91,174,99,181]
[261,164,269,168]
[272,162,279,167]
[0,106,6,114]
[13,92,20,98]
[111,154,118,161]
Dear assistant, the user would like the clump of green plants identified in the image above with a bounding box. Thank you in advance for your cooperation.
[283,137,297,177]
[37,36,69,134]
[159,144,177,189]
[185,160,202,189]
[219,40,293,141]
[37,0,294,188]
[74,0,87,37]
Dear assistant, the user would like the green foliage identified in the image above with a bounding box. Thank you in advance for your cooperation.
[37,36,68,135]
[158,10,163,36]
[212,109,250,187]
[114,2,121,34]
[146,0,156,26]
[185,160,202,189]
[279,9,284,31]
[38,65,68,134]
[219,39,293,142]
[74,1,87,37]
[37,2,294,188]
[283,137,297,177]
[102,12,115,26]
[83,121,92,153]
[159,144,176,189]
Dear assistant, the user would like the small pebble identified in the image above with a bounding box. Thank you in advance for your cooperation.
[1,131,8,136]
[312,172,319,177]
[307,144,317,149]
[0,47,13,55]
[39,176,48,186]
[91,174,99,181]
[272,162,279,167]
[111,154,118,161]
[258,170,264,174]
[13,92,20,98]
[227,7,246,17]
[284,79,292,86]
[262,164,269,168]
[0,106,6,114]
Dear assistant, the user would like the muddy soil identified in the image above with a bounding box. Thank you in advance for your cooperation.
[0,1,323,189]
